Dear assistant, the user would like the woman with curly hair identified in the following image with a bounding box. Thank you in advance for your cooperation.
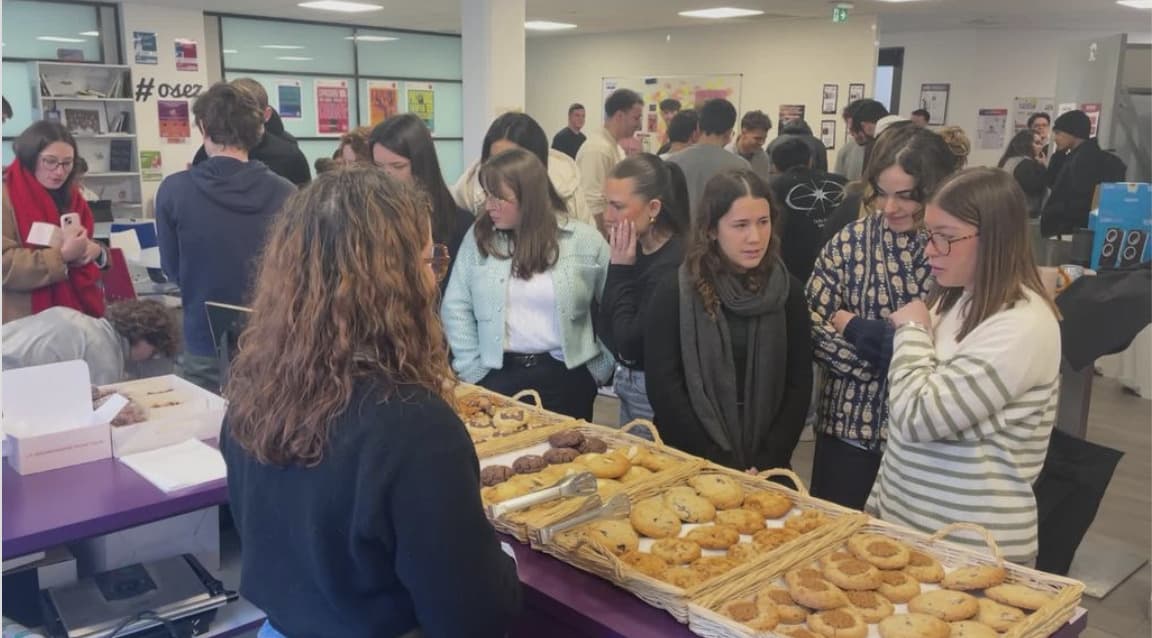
[222,166,520,638]
[644,168,812,471]
[2,299,179,385]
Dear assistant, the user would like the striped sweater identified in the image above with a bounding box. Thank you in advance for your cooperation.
[866,288,1061,563]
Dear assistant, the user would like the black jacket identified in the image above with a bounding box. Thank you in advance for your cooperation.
[551,128,586,160]
[193,122,311,187]
[770,168,847,283]
[1041,139,1127,237]
[598,236,683,370]
[766,133,829,173]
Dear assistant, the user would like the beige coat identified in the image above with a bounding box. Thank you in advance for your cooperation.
[2,190,69,323]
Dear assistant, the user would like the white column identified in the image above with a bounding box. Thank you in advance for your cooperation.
[461,0,526,162]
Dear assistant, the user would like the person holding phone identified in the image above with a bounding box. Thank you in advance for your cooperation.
[2,121,107,324]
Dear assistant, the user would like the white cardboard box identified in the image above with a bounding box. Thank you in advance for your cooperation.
[72,507,221,573]
[2,361,118,475]
[99,375,226,457]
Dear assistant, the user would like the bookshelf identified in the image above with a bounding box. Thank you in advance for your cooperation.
[32,62,143,214]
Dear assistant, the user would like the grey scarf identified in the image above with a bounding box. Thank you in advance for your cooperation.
[679,260,790,468]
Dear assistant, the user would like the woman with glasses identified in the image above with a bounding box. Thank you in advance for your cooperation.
[869,168,1061,565]
[2,121,107,323]
[370,114,474,288]
[806,126,958,509]
[442,148,613,420]
[222,166,521,638]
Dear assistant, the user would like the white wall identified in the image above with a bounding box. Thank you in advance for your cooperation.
[526,17,879,169]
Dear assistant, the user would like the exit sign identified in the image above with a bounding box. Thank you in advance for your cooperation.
[833,6,849,22]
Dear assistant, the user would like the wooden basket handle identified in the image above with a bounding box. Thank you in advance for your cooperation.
[756,468,810,497]
[620,418,665,447]
[511,389,543,408]
[928,522,1005,567]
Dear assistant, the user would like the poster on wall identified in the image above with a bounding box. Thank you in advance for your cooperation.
[1058,102,1078,116]
[918,83,950,125]
[848,83,866,102]
[820,120,837,150]
[603,75,742,141]
[275,81,303,119]
[1012,97,1055,132]
[407,82,436,132]
[139,150,163,182]
[821,84,839,115]
[368,80,399,126]
[778,104,806,126]
[1081,103,1102,137]
[157,100,190,141]
[976,108,1008,150]
[133,31,158,65]
[315,79,350,135]
[174,39,199,72]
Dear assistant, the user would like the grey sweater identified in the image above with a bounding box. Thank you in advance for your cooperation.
[667,143,750,223]
[3,306,126,384]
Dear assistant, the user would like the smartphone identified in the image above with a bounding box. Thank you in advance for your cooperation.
[60,212,81,229]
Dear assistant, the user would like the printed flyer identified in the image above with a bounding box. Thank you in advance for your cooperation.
[315,79,350,135]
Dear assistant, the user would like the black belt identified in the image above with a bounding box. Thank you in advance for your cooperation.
[503,352,553,368]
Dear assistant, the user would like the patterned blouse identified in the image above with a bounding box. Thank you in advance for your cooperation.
[806,213,930,443]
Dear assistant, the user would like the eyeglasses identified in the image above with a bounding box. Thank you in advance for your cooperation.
[39,156,74,172]
[426,243,451,283]
[923,231,978,256]
[482,190,516,206]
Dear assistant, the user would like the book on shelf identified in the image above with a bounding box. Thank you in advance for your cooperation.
[109,139,133,173]
[64,108,101,135]
[107,73,124,99]
[108,112,132,133]
[40,73,54,97]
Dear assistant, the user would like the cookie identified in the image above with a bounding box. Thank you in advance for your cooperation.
[583,519,639,556]
[877,569,922,603]
[824,558,883,591]
[459,394,494,416]
[756,586,808,624]
[492,407,528,434]
[983,583,1054,611]
[596,479,625,498]
[877,613,950,638]
[942,565,1007,591]
[788,574,849,610]
[775,627,823,638]
[688,475,745,509]
[753,527,801,551]
[784,566,825,590]
[808,608,868,638]
[949,620,1001,638]
[619,465,654,484]
[480,465,515,486]
[727,542,761,562]
[784,509,830,533]
[650,538,702,565]
[904,550,945,583]
[542,447,581,465]
[512,454,548,474]
[716,508,767,534]
[575,452,630,479]
[819,550,856,569]
[485,481,531,503]
[578,436,609,454]
[466,412,493,428]
[630,446,678,472]
[975,597,1026,632]
[619,551,668,578]
[663,490,717,523]
[722,599,760,622]
[744,491,794,519]
[691,555,739,578]
[684,524,741,550]
[659,566,704,589]
[548,429,585,449]
[845,589,896,623]
[908,590,980,622]
[744,605,780,631]
[629,498,682,539]
[847,534,912,570]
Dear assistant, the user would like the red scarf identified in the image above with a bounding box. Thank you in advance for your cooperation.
[4,160,105,318]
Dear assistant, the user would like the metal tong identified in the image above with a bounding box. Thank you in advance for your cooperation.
[533,493,632,546]
[487,471,599,520]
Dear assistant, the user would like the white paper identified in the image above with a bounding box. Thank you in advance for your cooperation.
[118,439,226,493]
[110,229,142,262]
[2,360,94,435]
[26,221,60,247]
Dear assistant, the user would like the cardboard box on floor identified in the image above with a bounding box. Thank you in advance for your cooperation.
[71,507,220,574]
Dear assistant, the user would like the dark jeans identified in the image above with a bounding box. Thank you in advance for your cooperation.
[809,432,882,511]
[179,353,221,394]
[479,354,598,421]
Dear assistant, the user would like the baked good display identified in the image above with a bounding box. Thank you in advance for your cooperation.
[877,613,950,638]
[651,538,702,564]
[574,452,630,479]
[630,446,678,472]
[629,498,682,539]
[619,551,668,578]
[492,407,529,434]
[983,583,1054,610]
[904,550,945,583]
[715,508,766,535]
[807,608,868,638]
[688,475,745,509]
[479,465,515,487]
[726,542,761,562]
[787,572,849,610]
[756,586,808,624]
[907,590,979,622]
[511,454,547,474]
[942,564,1007,591]
[744,605,780,631]
[753,527,801,550]
[847,533,912,570]
[662,489,717,523]
[975,596,1027,632]
[743,491,794,519]
[844,589,895,623]
[876,569,922,603]
[784,510,830,533]
[596,479,625,498]
[823,558,882,591]
[578,436,609,454]
[659,566,704,589]
[721,599,760,622]
[692,556,739,578]
[618,465,654,484]
[547,429,585,449]
[542,447,581,465]
[684,524,741,550]
[948,620,1001,638]
[775,626,823,638]
[583,519,639,556]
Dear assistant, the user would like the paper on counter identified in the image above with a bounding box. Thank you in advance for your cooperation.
[118,438,227,493]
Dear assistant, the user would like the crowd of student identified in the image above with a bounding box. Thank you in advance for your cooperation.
[1,75,1120,637]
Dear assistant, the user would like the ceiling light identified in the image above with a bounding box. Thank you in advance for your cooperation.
[79,31,99,37]
[1117,0,1152,8]
[678,7,765,18]
[276,56,314,61]
[344,35,398,41]
[525,20,578,30]
[260,44,305,49]
[297,1,382,12]
[37,36,86,43]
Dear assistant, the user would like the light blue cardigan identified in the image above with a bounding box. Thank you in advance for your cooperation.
[441,218,616,385]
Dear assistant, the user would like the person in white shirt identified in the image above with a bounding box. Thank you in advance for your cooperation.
[576,89,643,233]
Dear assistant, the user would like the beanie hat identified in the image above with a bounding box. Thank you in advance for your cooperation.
[1054,110,1091,139]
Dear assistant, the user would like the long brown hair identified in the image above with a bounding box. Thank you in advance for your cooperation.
[684,169,781,318]
[225,166,454,466]
[926,168,1060,341]
[475,148,562,279]
[856,124,956,222]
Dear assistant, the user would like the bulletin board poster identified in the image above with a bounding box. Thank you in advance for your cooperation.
[1013,97,1055,133]
[157,100,190,141]
[407,82,436,132]
[276,81,303,119]
[918,83,950,125]
[315,80,350,135]
[139,150,163,182]
[174,39,199,72]
[779,104,806,125]
[976,108,1008,150]
[133,31,158,65]
[1081,103,1102,137]
[602,74,742,139]
[368,80,399,126]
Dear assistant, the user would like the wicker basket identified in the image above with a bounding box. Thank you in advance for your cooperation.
[480,420,704,542]
[689,520,1085,638]
[453,384,578,457]
[540,465,868,623]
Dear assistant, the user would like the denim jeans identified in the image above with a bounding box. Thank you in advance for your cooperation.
[613,365,654,440]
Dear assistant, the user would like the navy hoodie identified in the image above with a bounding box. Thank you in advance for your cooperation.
[156,156,295,356]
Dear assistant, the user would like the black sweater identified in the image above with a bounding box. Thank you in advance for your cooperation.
[221,382,521,638]
[644,272,813,471]
[193,129,311,186]
[598,236,683,370]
